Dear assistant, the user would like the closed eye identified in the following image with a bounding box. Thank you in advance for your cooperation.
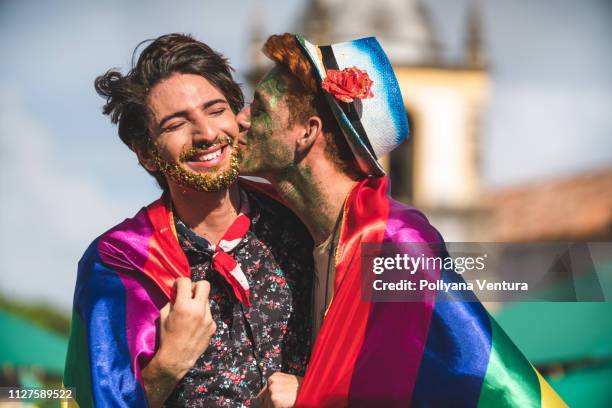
[210,107,227,116]
[161,121,185,133]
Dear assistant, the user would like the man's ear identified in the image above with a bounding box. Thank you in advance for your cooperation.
[295,115,323,155]
[133,141,158,172]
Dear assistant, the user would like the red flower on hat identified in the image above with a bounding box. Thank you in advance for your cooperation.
[321,67,374,103]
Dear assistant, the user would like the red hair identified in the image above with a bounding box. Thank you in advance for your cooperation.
[263,34,318,94]
[262,33,362,179]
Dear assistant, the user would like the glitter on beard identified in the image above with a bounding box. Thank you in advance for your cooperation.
[152,136,242,192]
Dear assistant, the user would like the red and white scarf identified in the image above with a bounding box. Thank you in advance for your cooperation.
[209,189,252,307]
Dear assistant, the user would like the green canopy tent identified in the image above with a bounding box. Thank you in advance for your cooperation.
[0,309,68,376]
[495,263,612,407]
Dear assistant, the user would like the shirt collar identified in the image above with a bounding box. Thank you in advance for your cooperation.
[174,187,260,255]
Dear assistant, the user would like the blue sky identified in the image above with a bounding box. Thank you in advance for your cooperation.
[1,0,611,310]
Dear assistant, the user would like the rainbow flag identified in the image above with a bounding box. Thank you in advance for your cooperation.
[64,195,189,407]
[295,176,566,407]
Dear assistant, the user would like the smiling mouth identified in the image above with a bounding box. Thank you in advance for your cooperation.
[183,144,230,168]
[192,146,224,162]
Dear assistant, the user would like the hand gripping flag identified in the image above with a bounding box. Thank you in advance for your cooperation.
[64,192,251,407]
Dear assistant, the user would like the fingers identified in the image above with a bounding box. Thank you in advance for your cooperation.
[194,280,214,331]
[257,385,273,408]
[203,302,216,338]
[174,277,192,305]
[155,279,218,379]
[192,280,216,338]
[260,373,300,408]
[193,280,211,302]
[174,278,210,304]
[256,384,267,401]
[159,302,171,321]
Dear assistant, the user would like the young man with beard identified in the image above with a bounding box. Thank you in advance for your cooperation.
[64,34,313,408]
[237,34,565,407]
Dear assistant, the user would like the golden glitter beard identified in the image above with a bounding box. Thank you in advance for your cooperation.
[152,138,241,192]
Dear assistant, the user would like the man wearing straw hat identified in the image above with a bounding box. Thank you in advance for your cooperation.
[237,33,566,407]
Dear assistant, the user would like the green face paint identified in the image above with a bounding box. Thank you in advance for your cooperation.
[241,68,295,175]
[240,69,343,241]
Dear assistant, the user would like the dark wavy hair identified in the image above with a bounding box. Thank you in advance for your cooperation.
[95,33,244,190]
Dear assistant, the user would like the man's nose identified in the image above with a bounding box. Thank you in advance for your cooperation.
[236,105,251,132]
[192,114,218,144]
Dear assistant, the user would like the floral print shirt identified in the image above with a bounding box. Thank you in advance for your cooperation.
[164,190,313,408]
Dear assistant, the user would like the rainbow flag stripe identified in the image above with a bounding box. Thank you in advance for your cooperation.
[64,179,566,407]
[64,196,189,407]
[295,176,566,407]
